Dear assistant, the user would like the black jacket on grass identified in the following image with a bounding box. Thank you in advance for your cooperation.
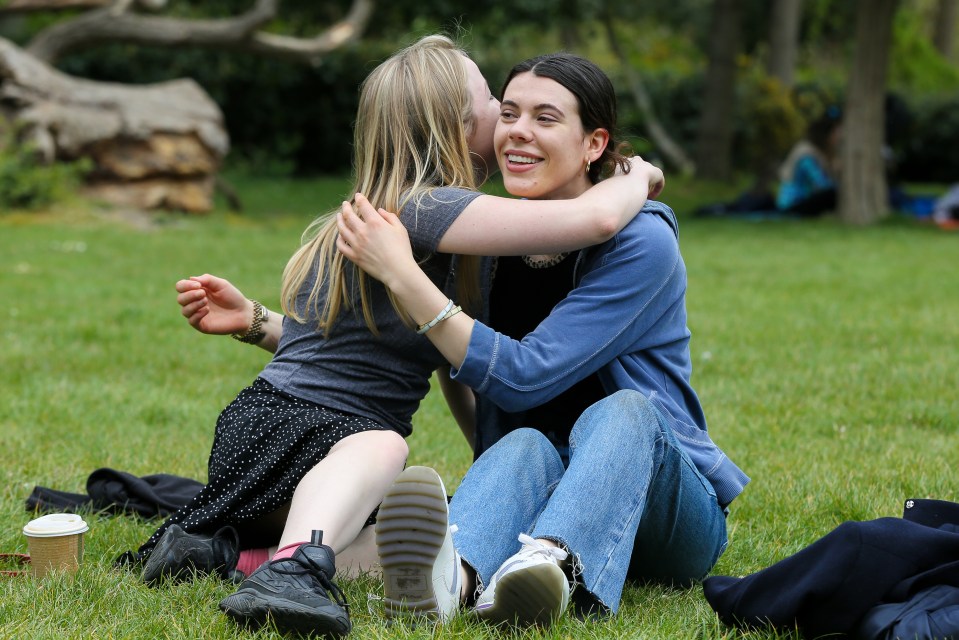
[26,468,203,519]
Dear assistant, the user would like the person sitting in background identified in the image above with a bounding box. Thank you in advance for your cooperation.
[932,183,959,230]
[775,105,842,217]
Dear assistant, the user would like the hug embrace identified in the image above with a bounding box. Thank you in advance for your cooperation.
[125,34,747,638]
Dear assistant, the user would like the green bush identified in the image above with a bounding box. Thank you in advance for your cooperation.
[889,9,959,94]
[626,70,703,163]
[0,146,90,210]
[737,72,808,173]
[56,44,379,176]
[897,94,959,183]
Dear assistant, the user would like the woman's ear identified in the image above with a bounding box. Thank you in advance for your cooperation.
[586,128,610,162]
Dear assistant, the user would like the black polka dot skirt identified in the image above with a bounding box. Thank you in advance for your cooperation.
[136,377,391,559]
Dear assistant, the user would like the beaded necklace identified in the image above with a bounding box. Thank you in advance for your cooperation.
[521,252,570,269]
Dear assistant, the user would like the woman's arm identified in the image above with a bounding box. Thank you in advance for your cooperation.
[176,274,283,353]
[436,366,476,450]
[338,201,682,411]
[450,216,682,411]
[435,156,664,256]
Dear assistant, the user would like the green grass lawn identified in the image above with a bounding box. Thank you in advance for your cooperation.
[1,174,957,639]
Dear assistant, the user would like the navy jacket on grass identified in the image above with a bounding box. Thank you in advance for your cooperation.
[703,499,959,639]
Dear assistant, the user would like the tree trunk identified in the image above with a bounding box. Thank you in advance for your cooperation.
[752,0,804,195]
[768,0,803,87]
[0,36,227,212]
[933,0,957,59]
[601,8,695,175]
[839,0,899,225]
[695,0,742,181]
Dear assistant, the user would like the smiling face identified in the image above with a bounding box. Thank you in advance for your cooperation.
[464,57,501,183]
[494,72,608,201]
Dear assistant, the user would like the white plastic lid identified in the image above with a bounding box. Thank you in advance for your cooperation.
[23,513,89,538]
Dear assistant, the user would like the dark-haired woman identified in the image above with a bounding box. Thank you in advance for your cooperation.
[339,52,749,628]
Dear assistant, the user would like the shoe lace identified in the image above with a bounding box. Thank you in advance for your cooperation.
[271,553,351,614]
[516,533,578,598]
[516,533,569,563]
[366,592,384,618]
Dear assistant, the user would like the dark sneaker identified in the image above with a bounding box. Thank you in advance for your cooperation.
[219,530,351,638]
[142,524,241,585]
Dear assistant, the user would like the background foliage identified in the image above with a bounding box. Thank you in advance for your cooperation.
[2,0,956,180]
[0,142,89,211]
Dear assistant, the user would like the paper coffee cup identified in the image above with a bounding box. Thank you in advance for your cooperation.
[23,513,89,578]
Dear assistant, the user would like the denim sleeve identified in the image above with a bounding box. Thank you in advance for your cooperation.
[451,213,683,411]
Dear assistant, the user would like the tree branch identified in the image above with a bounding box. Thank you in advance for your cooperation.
[24,0,372,66]
[26,0,276,63]
[0,0,112,13]
[0,0,169,14]
[600,8,695,176]
[247,0,373,66]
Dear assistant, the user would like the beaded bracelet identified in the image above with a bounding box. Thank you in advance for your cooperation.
[416,299,455,335]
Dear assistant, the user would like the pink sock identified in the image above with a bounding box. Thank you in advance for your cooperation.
[271,541,308,562]
[235,548,271,576]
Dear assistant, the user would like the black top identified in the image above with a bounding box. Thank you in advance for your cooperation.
[486,254,606,448]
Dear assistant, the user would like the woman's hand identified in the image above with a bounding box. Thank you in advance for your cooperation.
[336,193,419,289]
[339,193,474,366]
[175,274,253,335]
[625,156,665,200]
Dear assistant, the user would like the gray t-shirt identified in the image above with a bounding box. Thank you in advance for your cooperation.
[258,187,483,436]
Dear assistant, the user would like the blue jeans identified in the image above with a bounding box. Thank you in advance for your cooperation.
[449,390,728,614]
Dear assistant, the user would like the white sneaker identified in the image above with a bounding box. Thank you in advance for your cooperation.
[474,533,571,627]
[375,466,461,622]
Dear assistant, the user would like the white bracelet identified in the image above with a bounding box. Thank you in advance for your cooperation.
[416,299,455,335]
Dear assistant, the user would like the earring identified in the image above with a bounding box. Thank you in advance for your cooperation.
[470,150,490,180]
[585,159,591,174]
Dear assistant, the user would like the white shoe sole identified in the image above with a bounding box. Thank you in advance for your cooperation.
[376,466,458,621]
[475,562,569,627]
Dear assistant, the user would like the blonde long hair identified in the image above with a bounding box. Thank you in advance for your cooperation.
[280,35,483,335]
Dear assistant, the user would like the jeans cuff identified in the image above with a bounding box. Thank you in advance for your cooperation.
[457,553,485,604]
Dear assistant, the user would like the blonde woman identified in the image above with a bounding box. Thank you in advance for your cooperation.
[130,36,662,637]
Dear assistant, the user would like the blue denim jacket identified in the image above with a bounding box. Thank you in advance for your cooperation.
[452,201,749,507]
